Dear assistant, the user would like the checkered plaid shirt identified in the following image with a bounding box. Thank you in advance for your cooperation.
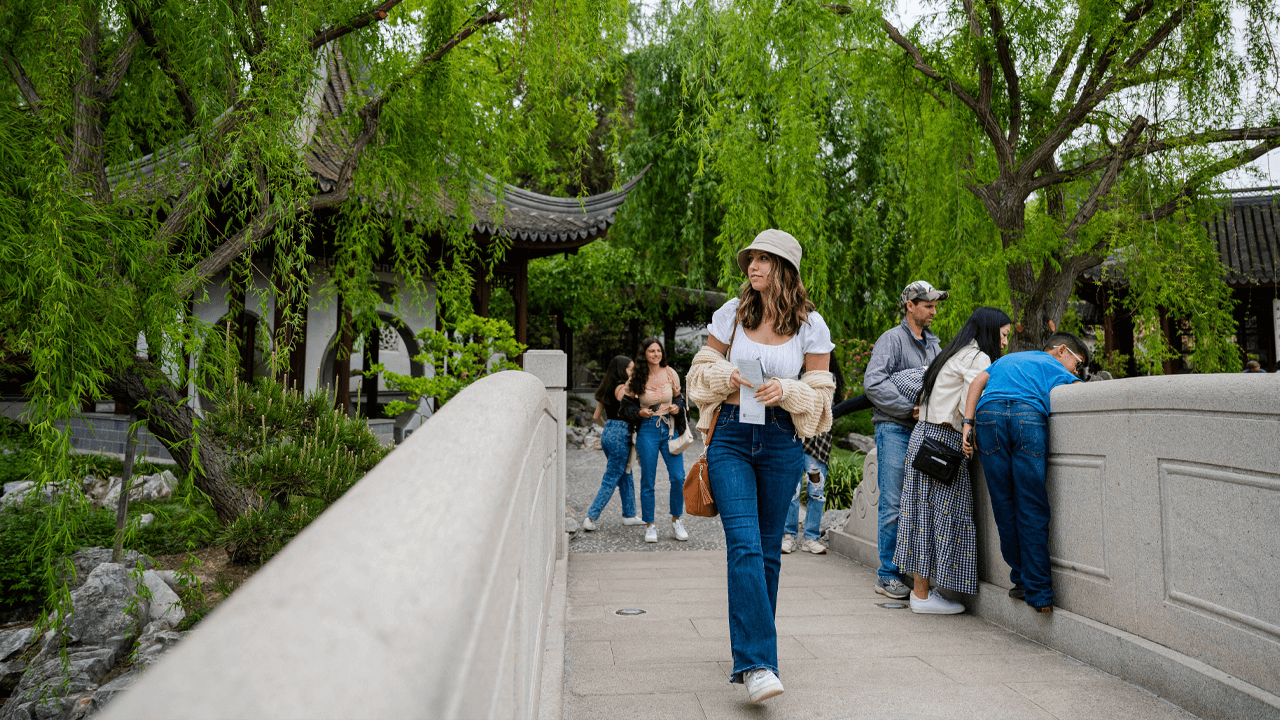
[802,431,832,466]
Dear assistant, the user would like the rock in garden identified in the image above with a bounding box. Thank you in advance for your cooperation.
[138,513,155,527]
[64,548,152,591]
[90,670,137,709]
[132,621,186,671]
[140,470,177,500]
[820,508,852,537]
[0,481,83,511]
[581,425,603,451]
[0,564,148,720]
[0,628,33,662]
[141,571,185,628]
[564,517,579,533]
[839,433,876,454]
[1,481,32,498]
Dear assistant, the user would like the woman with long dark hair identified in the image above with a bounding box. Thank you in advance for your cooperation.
[893,306,1011,613]
[583,356,645,531]
[627,338,688,543]
[686,229,835,703]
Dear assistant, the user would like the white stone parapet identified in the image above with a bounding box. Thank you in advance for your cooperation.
[832,372,1280,720]
[101,369,565,719]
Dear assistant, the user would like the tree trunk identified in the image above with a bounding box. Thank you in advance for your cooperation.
[105,357,259,524]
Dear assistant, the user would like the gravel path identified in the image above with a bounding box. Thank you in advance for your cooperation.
[566,436,729,553]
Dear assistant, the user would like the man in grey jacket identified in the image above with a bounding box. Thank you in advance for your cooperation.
[864,281,946,598]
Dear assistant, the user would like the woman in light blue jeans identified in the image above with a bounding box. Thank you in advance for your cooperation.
[627,338,687,542]
[583,356,644,530]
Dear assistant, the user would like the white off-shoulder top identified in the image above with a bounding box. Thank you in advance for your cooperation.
[706,298,835,380]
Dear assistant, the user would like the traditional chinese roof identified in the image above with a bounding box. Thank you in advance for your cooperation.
[1081,190,1280,287]
[108,45,645,247]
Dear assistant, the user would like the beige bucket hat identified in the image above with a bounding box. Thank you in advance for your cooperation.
[737,229,803,275]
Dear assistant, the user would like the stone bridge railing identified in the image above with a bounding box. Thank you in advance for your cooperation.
[831,373,1280,720]
[102,355,570,719]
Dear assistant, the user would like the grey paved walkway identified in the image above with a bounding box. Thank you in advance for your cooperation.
[562,447,1200,720]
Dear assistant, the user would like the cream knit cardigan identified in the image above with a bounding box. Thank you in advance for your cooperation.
[686,346,835,439]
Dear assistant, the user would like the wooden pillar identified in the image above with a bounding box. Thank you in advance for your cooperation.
[557,314,573,387]
[227,261,253,384]
[1159,309,1176,375]
[474,272,491,318]
[334,295,353,416]
[628,318,641,355]
[514,258,528,367]
[363,327,380,414]
[663,318,677,363]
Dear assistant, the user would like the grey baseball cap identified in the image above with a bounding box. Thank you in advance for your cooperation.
[900,280,948,306]
[737,229,803,275]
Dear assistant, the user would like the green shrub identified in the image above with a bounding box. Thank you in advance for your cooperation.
[0,417,37,486]
[205,378,390,565]
[825,450,864,511]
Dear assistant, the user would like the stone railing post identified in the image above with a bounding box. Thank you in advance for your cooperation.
[521,350,567,559]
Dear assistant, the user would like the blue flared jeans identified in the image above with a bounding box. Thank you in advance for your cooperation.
[587,420,637,521]
[706,404,804,683]
[975,400,1053,608]
[636,415,685,523]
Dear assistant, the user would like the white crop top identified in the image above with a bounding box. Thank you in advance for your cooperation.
[706,298,835,380]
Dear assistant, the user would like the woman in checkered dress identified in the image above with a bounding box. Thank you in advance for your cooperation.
[892,307,1011,613]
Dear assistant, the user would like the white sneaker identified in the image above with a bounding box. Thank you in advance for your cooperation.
[621,516,645,526]
[909,589,966,614]
[744,668,784,703]
[672,518,689,541]
[802,539,827,555]
[644,524,658,543]
[582,516,596,531]
[780,534,795,554]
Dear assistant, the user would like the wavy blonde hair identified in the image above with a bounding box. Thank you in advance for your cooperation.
[736,251,814,337]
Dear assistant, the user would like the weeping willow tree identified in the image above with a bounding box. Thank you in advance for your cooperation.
[648,0,1278,369]
[0,0,628,531]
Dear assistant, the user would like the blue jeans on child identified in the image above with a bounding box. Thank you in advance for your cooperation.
[974,399,1053,608]
[587,419,637,521]
[784,453,826,541]
[636,415,685,523]
[874,421,913,583]
[706,404,804,683]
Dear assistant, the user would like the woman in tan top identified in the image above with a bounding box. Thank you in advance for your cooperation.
[626,337,688,543]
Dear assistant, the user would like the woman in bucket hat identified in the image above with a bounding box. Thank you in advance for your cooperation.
[686,229,836,703]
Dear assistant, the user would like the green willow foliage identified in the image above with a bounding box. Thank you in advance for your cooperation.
[630,0,1277,371]
[0,0,629,609]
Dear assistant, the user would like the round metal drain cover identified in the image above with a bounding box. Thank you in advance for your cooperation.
[878,602,907,609]
[615,609,646,616]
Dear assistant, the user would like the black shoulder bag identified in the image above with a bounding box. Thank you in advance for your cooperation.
[911,433,965,484]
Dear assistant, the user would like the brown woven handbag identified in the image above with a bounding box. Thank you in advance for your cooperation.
[683,319,736,518]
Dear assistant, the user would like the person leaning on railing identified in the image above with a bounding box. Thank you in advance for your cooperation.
[686,229,835,704]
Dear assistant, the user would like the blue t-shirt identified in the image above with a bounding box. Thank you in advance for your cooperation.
[976,351,1079,416]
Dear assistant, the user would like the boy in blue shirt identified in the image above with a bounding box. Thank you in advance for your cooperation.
[959,332,1089,612]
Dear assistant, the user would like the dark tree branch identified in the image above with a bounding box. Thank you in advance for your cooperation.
[1020,3,1184,181]
[1031,125,1280,190]
[127,1,198,125]
[2,48,45,111]
[1073,0,1155,109]
[1043,15,1085,100]
[311,0,404,50]
[985,0,1021,147]
[101,30,141,100]
[1060,34,1094,109]
[1062,114,1149,240]
[1140,136,1280,222]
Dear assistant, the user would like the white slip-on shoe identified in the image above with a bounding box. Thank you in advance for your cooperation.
[780,534,795,554]
[909,589,966,614]
[581,516,596,531]
[744,668,784,703]
[672,518,689,541]
[621,515,646,526]
[644,524,658,543]
[802,539,827,554]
